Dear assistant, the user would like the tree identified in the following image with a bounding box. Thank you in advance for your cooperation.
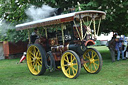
[0,0,128,37]
[95,0,128,35]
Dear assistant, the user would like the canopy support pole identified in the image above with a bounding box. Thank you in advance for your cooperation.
[45,28,48,38]
[28,29,31,44]
[61,24,65,45]
[82,19,92,39]
[89,19,92,27]
[97,18,101,36]
[93,18,96,38]
[80,19,83,40]
[73,21,82,41]
[87,17,89,26]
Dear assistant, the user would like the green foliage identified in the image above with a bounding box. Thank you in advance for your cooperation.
[0,0,128,42]
[97,0,128,35]
[0,29,28,42]
[0,0,26,24]
[75,1,98,11]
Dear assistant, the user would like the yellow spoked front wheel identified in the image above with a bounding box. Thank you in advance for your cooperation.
[83,48,102,74]
[61,50,81,79]
[27,44,46,75]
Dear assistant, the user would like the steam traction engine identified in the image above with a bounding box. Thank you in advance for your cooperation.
[16,10,106,79]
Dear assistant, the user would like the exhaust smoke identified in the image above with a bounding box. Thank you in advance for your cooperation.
[25,5,57,21]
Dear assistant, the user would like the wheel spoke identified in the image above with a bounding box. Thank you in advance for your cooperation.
[37,62,41,72]
[38,60,42,64]
[63,64,68,67]
[38,65,40,72]
[33,61,37,67]
[83,55,86,59]
[93,63,97,70]
[40,61,42,65]
[64,55,69,63]
[71,56,75,63]
[88,53,91,59]
[64,58,69,63]
[34,47,36,53]
[32,61,36,66]
[36,50,39,58]
[84,54,90,59]
[66,67,70,72]
[91,51,93,58]
[94,59,99,62]
[84,60,90,64]
[70,55,72,62]
[33,47,37,57]
[87,63,91,68]
[72,66,77,72]
[37,52,41,57]
[71,67,75,75]
[28,61,33,64]
[69,68,70,75]
[34,64,36,70]
[36,54,41,60]
[73,63,77,66]
[35,63,38,71]
[29,51,34,57]
[66,55,69,62]
[37,62,42,66]
[31,57,34,60]
[94,62,99,67]
[92,53,97,59]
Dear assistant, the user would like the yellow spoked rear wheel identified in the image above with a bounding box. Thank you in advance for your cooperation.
[61,50,81,79]
[27,44,46,75]
[83,48,102,74]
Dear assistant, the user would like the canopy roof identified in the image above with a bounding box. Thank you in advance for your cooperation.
[16,10,106,31]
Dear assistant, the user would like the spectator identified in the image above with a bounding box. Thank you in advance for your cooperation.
[107,33,117,62]
[121,35,127,59]
[115,36,126,61]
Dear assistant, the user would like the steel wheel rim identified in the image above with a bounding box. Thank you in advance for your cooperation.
[27,45,42,75]
[61,52,78,78]
[83,49,99,73]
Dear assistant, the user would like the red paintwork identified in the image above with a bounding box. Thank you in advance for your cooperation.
[85,40,95,46]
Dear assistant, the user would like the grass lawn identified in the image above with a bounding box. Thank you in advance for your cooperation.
[0,46,128,85]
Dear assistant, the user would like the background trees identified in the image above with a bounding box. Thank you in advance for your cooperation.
[0,0,128,42]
